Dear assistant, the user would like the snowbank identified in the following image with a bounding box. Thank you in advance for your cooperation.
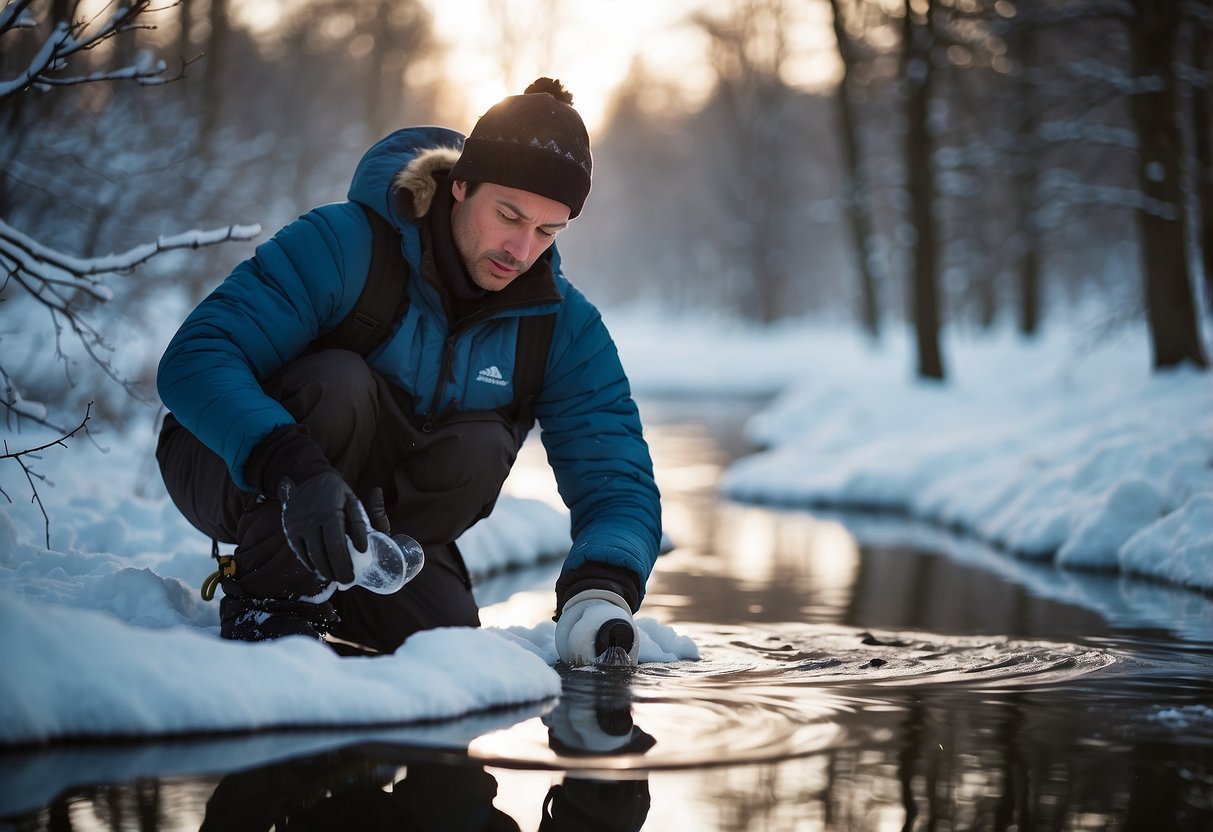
[0,591,560,744]
[0,465,570,742]
[721,325,1213,591]
[0,424,695,745]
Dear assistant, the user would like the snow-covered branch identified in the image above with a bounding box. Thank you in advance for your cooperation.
[0,1,180,102]
[0,365,60,433]
[0,0,36,33]
[1,218,261,281]
[0,217,261,419]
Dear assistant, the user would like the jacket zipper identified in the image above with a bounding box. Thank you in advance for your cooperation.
[421,296,560,431]
[423,333,458,432]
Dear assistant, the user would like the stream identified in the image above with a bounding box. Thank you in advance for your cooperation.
[3,398,1212,831]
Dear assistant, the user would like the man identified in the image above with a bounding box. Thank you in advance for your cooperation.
[156,79,660,663]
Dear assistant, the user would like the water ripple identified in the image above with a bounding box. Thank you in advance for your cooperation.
[468,622,1121,772]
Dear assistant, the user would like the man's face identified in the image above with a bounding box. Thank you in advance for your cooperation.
[450,180,570,291]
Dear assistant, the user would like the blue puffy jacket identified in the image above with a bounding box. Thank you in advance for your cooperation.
[158,127,661,592]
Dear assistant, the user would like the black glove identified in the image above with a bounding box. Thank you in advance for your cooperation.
[362,486,391,534]
[278,470,368,584]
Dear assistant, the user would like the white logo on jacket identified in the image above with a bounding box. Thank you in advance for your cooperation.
[476,365,509,386]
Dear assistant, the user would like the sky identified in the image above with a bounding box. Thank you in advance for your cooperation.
[421,0,841,131]
[236,0,843,133]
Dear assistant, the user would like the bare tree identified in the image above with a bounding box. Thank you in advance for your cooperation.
[902,0,945,379]
[0,1,178,102]
[692,0,806,324]
[1,0,258,540]
[485,0,562,96]
[829,0,884,339]
[0,402,92,547]
[197,0,229,151]
[1005,9,1044,336]
[1189,0,1213,313]
[1124,0,1207,367]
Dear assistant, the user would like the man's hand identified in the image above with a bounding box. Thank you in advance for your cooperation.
[362,485,391,534]
[555,589,640,667]
[278,470,369,585]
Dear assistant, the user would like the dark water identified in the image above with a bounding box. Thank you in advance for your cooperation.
[4,399,1213,831]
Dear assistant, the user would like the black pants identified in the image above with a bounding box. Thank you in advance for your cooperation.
[157,350,525,653]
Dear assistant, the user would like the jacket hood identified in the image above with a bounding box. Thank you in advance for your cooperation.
[347,125,569,282]
[347,126,466,232]
[393,146,462,219]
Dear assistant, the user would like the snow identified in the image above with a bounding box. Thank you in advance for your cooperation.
[495,617,701,666]
[1120,494,1213,587]
[0,592,559,744]
[0,314,1209,745]
[706,323,1213,591]
[0,394,696,744]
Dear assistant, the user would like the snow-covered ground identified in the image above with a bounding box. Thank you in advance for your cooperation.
[616,315,1211,591]
[0,446,695,744]
[1,313,1209,745]
[693,325,1212,592]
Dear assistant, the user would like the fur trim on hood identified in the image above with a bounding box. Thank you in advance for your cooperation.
[393,146,461,220]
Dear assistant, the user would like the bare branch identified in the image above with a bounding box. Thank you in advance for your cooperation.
[0,401,92,460]
[0,0,242,551]
[32,52,168,89]
[0,363,69,434]
[0,1,187,102]
[0,0,36,35]
[1,402,93,549]
[1,217,262,279]
[0,218,261,420]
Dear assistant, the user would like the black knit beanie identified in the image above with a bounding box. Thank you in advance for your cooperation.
[449,78,592,218]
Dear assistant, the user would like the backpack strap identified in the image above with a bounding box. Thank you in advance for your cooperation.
[314,200,553,431]
[312,204,410,357]
[511,311,556,433]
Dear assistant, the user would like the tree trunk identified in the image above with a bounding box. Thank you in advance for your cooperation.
[1010,20,1042,336]
[1128,0,1207,368]
[1017,243,1041,335]
[199,0,229,154]
[829,0,882,339]
[1191,12,1213,314]
[50,0,76,26]
[364,0,392,140]
[903,0,945,379]
[177,0,194,58]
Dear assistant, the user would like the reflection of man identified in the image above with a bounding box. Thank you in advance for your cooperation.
[544,680,656,758]
[200,672,654,831]
[199,749,650,832]
[201,754,520,832]
[156,78,660,661]
[539,778,652,832]
[540,670,654,831]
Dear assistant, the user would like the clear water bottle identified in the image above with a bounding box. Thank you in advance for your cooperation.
[341,531,425,595]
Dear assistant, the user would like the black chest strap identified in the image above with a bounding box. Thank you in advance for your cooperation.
[311,204,410,357]
[315,203,556,430]
[510,311,556,433]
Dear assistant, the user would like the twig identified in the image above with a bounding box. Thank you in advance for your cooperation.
[1,401,93,549]
[0,219,260,410]
[0,1,185,102]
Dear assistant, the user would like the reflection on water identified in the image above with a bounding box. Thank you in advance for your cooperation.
[5,398,1213,831]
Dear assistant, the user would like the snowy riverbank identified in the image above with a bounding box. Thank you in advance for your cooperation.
[0,326,702,743]
[685,323,1213,592]
[1,314,1209,744]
